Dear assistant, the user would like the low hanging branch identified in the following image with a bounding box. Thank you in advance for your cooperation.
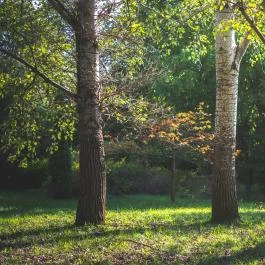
[0,48,77,101]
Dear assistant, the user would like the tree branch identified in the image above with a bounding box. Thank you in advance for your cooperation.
[0,48,77,100]
[47,0,77,31]
[233,31,250,68]
[237,2,265,45]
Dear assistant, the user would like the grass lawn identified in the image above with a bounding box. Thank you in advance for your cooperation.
[0,191,264,264]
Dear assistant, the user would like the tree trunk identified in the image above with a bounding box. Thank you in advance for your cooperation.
[170,153,176,202]
[75,0,106,225]
[212,5,240,223]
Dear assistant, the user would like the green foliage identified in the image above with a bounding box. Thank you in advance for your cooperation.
[0,0,265,201]
[47,141,72,198]
[9,158,48,189]
[237,59,265,191]
[0,84,77,166]
[0,191,264,264]
[25,158,48,181]
[0,0,77,165]
[107,160,170,195]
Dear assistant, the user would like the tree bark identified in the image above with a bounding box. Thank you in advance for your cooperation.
[75,0,106,225]
[212,5,241,223]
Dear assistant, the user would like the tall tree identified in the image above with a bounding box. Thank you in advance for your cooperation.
[74,0,106,225]
[212,3,249,223]
[1,0,106,225]
[48,0,106,225]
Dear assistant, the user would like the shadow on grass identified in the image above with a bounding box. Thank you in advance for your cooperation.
[1,190,264,261]
[0,191,211,251]
[0,217,212,251]
[197,240,265,265]
[2,220,264,265]
[0,190,76,218]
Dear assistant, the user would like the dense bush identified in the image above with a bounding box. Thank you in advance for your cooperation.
[0,157,48,189]
[107,160,171,195]
[47,142,72,198]
[71,149,209,196]
[23,159,49,188]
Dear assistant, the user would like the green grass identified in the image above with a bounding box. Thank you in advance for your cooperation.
[0,191,264,264]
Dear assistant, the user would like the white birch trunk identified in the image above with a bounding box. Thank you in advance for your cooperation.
[212,4,248,223]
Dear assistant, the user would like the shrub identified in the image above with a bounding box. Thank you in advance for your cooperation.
[23,159,48,188]
[107,160,170,195]
[48,142,72,198]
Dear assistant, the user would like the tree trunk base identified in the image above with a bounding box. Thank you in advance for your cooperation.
[211,215,241,225]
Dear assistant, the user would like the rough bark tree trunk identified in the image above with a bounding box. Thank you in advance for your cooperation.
[212,4,248,223]
[0,0,106,225]
[75,0,106,225]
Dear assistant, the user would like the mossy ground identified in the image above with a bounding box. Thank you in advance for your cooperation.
[0,191,264,264]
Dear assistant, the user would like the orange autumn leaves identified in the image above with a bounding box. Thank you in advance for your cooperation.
[142,103,215,162]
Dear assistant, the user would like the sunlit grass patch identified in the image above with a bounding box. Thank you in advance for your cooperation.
[0,191,264,264]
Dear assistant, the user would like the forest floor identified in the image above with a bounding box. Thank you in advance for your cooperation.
[0,191,264,265]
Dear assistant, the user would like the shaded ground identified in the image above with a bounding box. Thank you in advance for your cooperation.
[0,191,264,264]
